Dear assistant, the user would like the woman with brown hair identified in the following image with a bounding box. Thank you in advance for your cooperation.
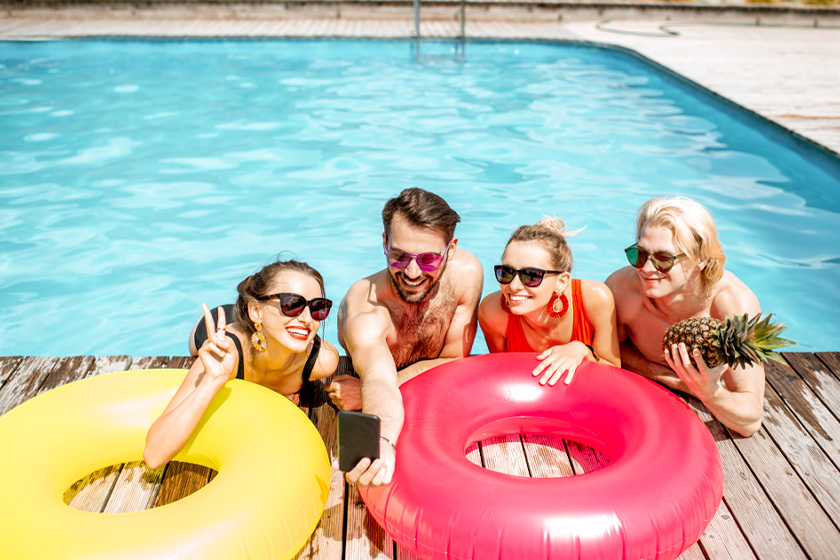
[144,258,339,469]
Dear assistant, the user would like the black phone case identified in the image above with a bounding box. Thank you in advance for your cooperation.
[337,410,380,472]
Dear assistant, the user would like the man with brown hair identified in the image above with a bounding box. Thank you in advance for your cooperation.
[327,188,483,486]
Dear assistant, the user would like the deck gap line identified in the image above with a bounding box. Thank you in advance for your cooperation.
[341,479,350,560]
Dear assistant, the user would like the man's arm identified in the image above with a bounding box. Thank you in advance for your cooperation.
[665,344,764,437]
[333,290,403,487]
[667,275,765,437]
[618,340,689,392]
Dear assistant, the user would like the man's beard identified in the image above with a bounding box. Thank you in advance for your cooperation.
[389,259,447,304]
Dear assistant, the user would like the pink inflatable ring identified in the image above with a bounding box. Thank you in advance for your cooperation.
[360,353,723,560]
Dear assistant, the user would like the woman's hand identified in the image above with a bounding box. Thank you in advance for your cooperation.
[533,341,592,386]
[197,303,238,385]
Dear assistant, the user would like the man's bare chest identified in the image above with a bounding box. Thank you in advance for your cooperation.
[388,298,457,369]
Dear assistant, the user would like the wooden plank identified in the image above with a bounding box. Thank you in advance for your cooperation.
[465,441,482,467]
[168,356,195,370]
[62,355,134,512]
[101,356,174,513]
[34,355,95,396]
[395,546,422,560]
[766,357,840,467]
[761,362,840,522]
[695,499,756,560]
[729,419,840,558]
[153,461,213,507]
[782,352,840,420]
[815,352,840,382]
[323,356,394,559]
[129,356,171,370]
[345,482,395,560]
[294,364,348,559]
[682,395,807,560]
[481,434,530,476]
[0,356,61,415]
[677,543,708,560]
[0,356,22,390]
[151,356,214,508]
[566,440,610,475]
[522,434,575,478]
[101,460,166,513]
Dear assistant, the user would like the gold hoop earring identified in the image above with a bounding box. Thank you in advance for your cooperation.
[251,322,267,352]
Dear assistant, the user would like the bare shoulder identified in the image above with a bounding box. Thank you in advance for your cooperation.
[605,266,643,313]
[452,247,483,286]
[311,338,341,380]
[579,279,616,309]
[710,270,761,318]
[447,247,484,307]
[338,271,393,345]
[478,291,505,322]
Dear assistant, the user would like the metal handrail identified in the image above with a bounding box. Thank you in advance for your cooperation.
[413,0,467,40]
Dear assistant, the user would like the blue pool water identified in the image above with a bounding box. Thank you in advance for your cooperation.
[1,39,839,356]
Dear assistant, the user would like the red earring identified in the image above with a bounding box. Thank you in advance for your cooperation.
[547,292,569,318]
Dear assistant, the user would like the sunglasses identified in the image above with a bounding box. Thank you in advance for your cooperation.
[494,265,563,288]
[624,243,686,273]
[384,243,450,272]
[258,293,333,321]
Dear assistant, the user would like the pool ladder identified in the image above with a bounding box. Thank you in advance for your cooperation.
[413,0,466,40]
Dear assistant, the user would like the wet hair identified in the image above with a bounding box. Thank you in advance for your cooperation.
[382,187,461,242]
[506,217,575,273]
[234,259,326,340]
[635,196,725,298]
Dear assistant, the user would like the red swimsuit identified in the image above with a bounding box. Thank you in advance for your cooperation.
[501,278,594,351]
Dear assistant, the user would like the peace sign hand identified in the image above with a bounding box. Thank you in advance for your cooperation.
[197,303,238,385]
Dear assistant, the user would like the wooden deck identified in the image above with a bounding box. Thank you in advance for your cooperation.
[1,351,839,559]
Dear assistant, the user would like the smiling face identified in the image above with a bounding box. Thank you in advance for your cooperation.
[635,225,698,299]
[384,213,454,304]
[250,270,324,353]
[500,241,569,316]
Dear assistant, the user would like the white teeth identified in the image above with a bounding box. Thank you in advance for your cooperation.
[288,327,309,337]
[510,295,529,302]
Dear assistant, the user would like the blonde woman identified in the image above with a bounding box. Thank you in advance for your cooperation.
[479,218,619,386]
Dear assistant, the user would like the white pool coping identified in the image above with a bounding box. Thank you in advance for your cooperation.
[1,5,838,155]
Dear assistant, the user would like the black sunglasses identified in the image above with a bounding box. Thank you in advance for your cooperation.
[624,243,686,273]
[494,265,563,288]
[258,292,333,321]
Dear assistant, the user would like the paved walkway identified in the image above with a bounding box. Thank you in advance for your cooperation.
[1,4,839,154]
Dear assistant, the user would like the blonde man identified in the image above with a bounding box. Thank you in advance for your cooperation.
[606,196,764,436]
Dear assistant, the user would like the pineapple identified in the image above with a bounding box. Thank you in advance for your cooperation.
[662,313,795,369]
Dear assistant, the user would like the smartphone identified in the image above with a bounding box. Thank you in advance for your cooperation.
[337,410,380,472]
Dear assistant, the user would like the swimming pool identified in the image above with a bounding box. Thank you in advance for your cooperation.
[2,39,838,356]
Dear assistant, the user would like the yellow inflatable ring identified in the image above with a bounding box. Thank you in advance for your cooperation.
[0,369,330,559]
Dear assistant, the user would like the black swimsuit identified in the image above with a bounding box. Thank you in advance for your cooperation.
[224,331,321,392]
